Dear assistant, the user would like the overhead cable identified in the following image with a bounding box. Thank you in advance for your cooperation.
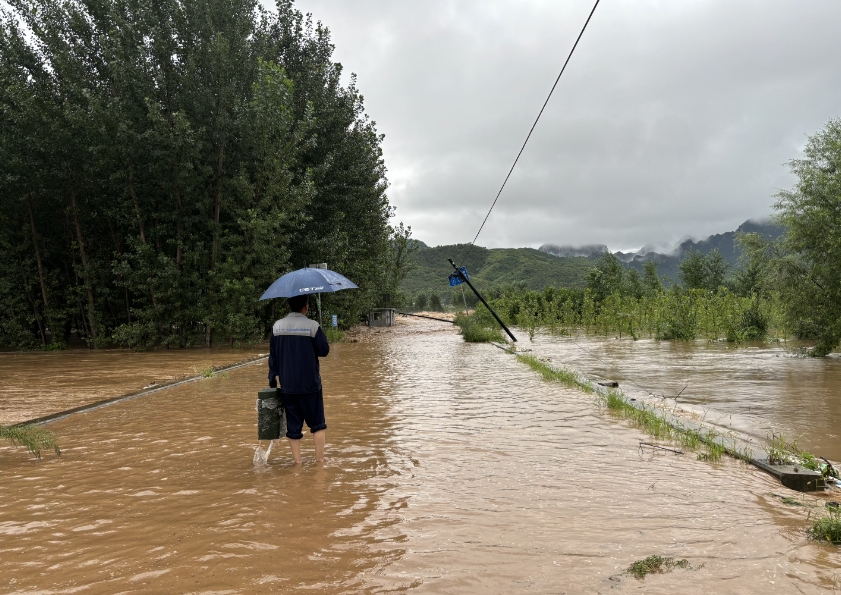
[471,0,601,245]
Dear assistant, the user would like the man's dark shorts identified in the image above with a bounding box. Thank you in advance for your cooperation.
[282,390,327,440]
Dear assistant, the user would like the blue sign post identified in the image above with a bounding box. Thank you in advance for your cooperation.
[448,266,469,287]
[331,314,338,328]
[447,258,517,342]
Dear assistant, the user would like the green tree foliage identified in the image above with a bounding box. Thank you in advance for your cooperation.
[586,253,626,302]
[413,292,428,312]
[429,293,443,312]
[642,260,663,295]
[484,284,779,343]
[773,119,841,355]
[0,0,402,348]
[678,248,728,290]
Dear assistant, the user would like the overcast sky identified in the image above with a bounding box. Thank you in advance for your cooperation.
[284,0,841,251]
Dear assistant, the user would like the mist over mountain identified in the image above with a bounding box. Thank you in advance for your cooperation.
[540,218,784,282]
[539,244,608,258]
[403,218,784,296]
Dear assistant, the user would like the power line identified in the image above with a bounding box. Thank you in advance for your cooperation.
[471,0,601,246]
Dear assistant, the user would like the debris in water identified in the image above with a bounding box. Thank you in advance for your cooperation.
[627,555,699,580]
[769,493,804,506]
[639,442,683,455]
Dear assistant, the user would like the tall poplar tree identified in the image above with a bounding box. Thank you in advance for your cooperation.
[0,0,404,349]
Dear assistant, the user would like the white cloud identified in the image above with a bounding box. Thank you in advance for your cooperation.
[284,0,841,250]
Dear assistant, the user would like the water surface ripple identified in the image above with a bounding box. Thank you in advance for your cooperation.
[0,320,838,593]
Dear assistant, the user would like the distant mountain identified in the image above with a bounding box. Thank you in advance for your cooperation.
[603,218,784,282]
[401,243,593,296]
[402,218,784,296]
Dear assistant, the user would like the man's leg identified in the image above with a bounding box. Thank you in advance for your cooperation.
[287,438,302,464]
[282,393,304,464]
[313,429,325,462]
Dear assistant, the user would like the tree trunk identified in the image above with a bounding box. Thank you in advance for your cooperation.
[128,166,147,245]
[19,254,46,345]
[206,143,226,348]
[26,196,49,311]
[70,191,98,345]
[127,166,159,311]
[211,143,225,270]
[174,181,183,266]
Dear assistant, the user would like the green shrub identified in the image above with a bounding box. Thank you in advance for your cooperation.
[454,313,504,343]
[0,425,61,459]
[627,555,692,580]
[324,327,345,343]
[809,507,841,544]
[737,297,768,341]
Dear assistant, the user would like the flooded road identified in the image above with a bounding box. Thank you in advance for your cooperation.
[0,347,266,425]
[529,333,841,461]
[1,319,839,593]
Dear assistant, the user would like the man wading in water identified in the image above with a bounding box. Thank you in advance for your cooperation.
[268,294,330,464]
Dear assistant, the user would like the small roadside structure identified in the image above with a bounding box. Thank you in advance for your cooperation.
[369,308,395,327]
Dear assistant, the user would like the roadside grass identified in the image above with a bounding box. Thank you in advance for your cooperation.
[764,432,839,480]
[192,364,229,379]
[517,355,593,393]
[325,327,345,343]
[808,506,841,545]
[0,425,61,459]
[627,555,695,580]
[516,355,731,462]
[454,313,504,343]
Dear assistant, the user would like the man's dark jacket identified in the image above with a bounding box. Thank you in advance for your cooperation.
[268,312,330,393]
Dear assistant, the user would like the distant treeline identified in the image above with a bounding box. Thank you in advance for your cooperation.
[1,0,410,349]
[475,250,784,344]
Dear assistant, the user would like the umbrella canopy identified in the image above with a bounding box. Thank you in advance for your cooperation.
[259,267,358,300]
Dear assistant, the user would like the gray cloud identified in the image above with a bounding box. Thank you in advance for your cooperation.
[287,0,841,250]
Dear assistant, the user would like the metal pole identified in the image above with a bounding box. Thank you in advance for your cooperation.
[317,293,322,328]
[448,259,517,342]
[460,286,469,315]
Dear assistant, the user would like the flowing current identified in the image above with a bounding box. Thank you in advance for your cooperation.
[1,319,839,594]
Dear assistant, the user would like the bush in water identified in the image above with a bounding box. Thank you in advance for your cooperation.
[0,425,60,459]
[454,313,504,343]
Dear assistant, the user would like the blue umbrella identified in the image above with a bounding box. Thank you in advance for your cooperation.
[259,267,358,300]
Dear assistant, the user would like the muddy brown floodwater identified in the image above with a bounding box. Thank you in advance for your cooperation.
[529,332,841,462]
[1,319,840,594]
[0,347,267,425]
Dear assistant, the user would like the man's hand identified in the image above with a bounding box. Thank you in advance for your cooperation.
[269,377,277,389]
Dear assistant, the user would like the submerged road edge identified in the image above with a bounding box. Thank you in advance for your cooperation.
[489,342,827,493]
[16,355,269,428]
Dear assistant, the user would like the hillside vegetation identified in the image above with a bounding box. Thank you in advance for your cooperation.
[402,243,593,296]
